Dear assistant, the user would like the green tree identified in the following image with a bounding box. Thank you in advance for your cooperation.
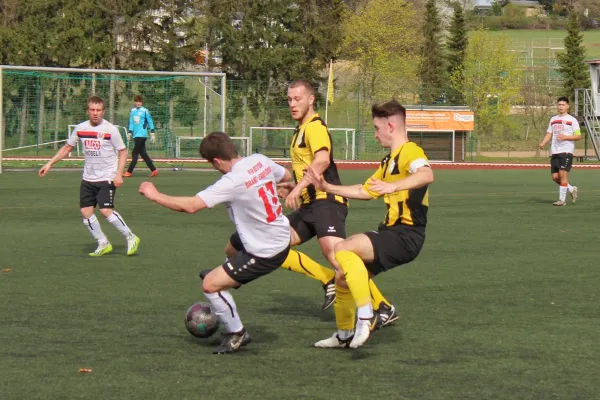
[419,0,445,105]
[341,0,421,125]
[557,11,591,104]
[206,0,344,138]
[450,29,522,138]
[491,0,503,16]
[446,1,468,104]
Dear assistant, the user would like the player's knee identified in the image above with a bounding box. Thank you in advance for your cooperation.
[80,208,94,218]
[202,276,219,294]
[99,208,113,218]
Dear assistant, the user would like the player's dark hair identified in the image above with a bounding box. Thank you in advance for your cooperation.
[289,80,315,96]
[134,95,143,102]
[372,99,407,123]
[88,96,105,110]
[200,132,238,162]
[557,96,569,104]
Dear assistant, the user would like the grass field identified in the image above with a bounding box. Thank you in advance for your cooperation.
[1,168,600,400]
[487,29,600,58]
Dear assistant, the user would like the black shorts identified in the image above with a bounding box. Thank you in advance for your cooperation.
[80,180,116,209]
[364,225,425,276]
[287,200,348,244]
[223,245,290,285]
[550,153,573,173]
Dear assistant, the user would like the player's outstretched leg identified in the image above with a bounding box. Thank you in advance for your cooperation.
[281,249,336,310]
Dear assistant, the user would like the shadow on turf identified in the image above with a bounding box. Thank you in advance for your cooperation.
[528,197,557,204]
[261,292,335,323]
[184,324,277,355]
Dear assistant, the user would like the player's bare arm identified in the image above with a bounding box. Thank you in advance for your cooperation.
[368,166,434,195]
[114,148,127,187]
[539,132,552,149]
[139,182,207,214]
[39,143,74,177]
[304,165,372,200]
[285,150,330,209]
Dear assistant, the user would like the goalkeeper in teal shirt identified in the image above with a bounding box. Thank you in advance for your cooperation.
[124,95,158,177]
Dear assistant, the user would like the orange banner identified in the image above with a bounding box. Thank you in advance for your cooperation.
[406,110,474,131]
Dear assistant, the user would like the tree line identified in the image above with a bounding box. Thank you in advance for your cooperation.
[0,0,592,141]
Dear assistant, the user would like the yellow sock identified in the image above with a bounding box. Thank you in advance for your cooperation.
[281,249,335,285]
[334,284,356,330]
[369,279,391,311]
[335,250,371,308]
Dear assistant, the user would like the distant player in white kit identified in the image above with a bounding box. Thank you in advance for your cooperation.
[39,96,140,256]
[139,132,293,354]
[539,96,581,206]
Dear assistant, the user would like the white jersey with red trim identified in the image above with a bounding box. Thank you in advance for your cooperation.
[196,154,290,258]
[547,114,581,155]
[66,120,125,182]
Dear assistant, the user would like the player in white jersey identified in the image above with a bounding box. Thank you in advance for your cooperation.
[539,96,581,206]
[39,96,140,256]
[139,132,293,354]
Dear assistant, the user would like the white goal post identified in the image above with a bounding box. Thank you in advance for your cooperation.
[175,136,251,159]
[0,65,227,174]
[249,126,356,160]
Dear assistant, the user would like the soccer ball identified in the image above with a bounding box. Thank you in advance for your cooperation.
[185,302,220,338]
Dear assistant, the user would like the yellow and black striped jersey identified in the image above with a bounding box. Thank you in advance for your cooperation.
[290,113,347,206]
[362,142,430,227]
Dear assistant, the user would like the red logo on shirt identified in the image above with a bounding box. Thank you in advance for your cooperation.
[84,140,101,150]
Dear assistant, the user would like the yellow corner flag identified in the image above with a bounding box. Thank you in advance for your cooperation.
[327,61,334,104]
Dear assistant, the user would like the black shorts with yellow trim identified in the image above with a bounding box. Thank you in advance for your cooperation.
[364,224,425,276]
[287,200,348,244]
[223,245,290,285]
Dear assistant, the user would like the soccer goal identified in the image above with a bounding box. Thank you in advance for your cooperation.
[175,136,250,159]
[249,127,356,160]
[0,65,227,174]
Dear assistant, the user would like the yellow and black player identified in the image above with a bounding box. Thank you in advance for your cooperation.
[305,99,434,349]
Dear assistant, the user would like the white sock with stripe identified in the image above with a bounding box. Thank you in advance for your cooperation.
[204,290,243,333]
[83,214,108,244]
[106,211,134,238]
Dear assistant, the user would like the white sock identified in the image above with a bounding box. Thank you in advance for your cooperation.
[338,329,354,340]
[204,291,243,333]
[356,304,374,320]
[83,214,108,244]
[106,211,134,238]
[559,185,567,202]
[567,184,574,192]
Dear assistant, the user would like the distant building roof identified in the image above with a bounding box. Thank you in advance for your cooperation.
[503,0,542,7]
[474,0,493,7]
[585,59,600,65]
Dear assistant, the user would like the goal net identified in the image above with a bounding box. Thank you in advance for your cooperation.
[249,127,356,160]
[176,136,250,159]
[0,66,227,173]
